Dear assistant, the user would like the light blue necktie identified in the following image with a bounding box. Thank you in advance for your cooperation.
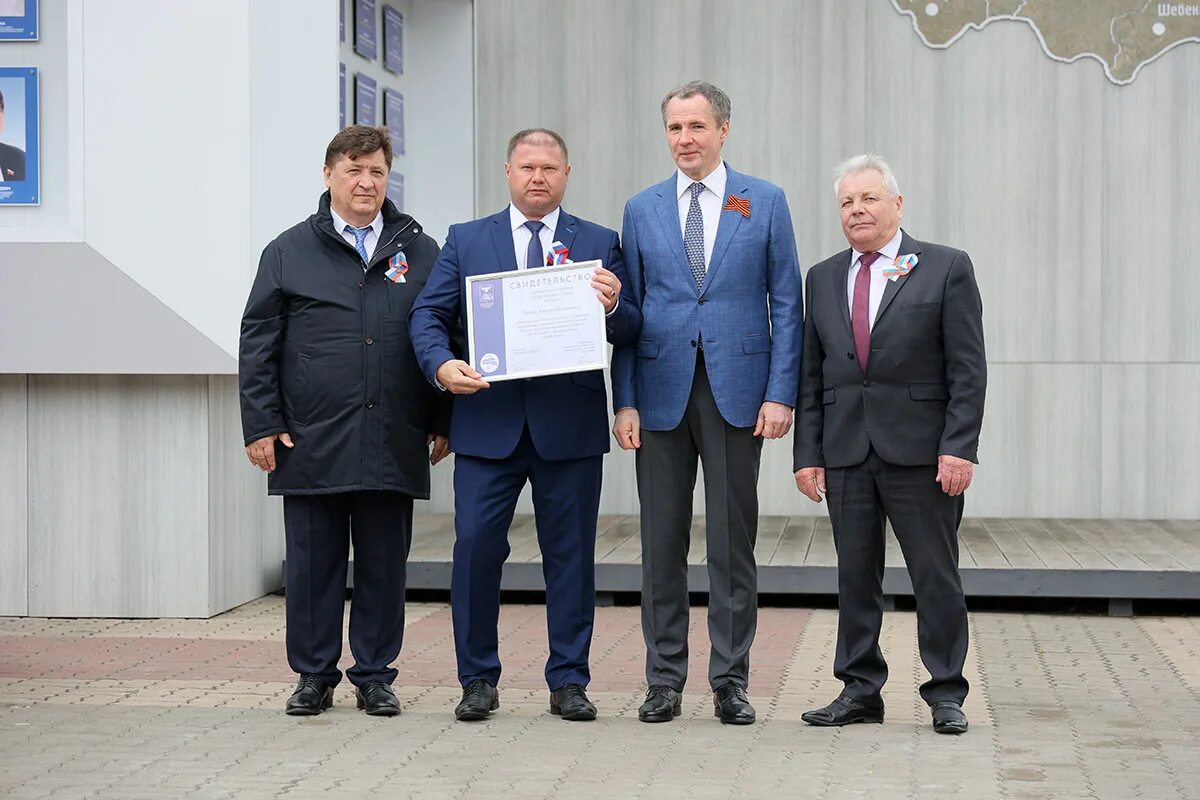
[345,224,371,264]
[684,182,706,288]
[524,220,545,268]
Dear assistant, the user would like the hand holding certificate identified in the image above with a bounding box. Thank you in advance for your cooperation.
[465,260,611,383]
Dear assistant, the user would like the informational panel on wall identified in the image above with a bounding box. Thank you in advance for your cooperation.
[354,0,377,61]
[0,66,38,205]
[384,89,403,155]
[355,73,377,125]
[387,173,403,212]
[339,63,346,128]
[339,0,345,43]
[383,5,403,74]
[0,0,37,41]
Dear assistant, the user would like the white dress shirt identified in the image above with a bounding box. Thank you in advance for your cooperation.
[330,207,384,267]
[675,161,727,270]
[846,227,904,332]
[509,205,560,269]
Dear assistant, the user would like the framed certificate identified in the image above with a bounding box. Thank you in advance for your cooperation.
[382,5,403,75]
[383,88,403,154]
[465,261,607,382]
[355,73,377,125]
[0,66,38,206]
[0,0,37,41]
[354,0,377,61]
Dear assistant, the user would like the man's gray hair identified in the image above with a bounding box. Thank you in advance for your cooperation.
[660,81,731,127]
[833,154,901,199]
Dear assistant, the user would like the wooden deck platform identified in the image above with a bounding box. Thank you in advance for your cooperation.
[397,515,1200,611]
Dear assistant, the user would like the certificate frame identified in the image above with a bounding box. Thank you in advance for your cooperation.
[382,5,403,75]
[353,0,377,61]
[465,260,608,383]
[355,72,377,125]
[0,0,37,41]
[0,66,38,206]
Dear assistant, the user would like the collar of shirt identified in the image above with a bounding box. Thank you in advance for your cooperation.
[851,226,904,269]
[675,161,727,202]
[330,207,384,243]
[509,204,560,237]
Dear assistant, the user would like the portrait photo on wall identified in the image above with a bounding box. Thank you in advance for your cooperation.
[0,67,39,205]
[0,0,38,41]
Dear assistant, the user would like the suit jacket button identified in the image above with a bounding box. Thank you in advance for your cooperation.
[690,339,697,347]
[365,400,375,409]
[847,353,855,360]
[862,380,870,387]
[365,337,374,345]
[698,298,707,305]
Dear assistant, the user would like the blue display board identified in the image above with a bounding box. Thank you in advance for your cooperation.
[339,0,345,42]
[339,63,346,129]
[354,0,377,61]
[0,67,38,206]
[382,5,403,75]
[383,89,404,155]
[0,0,38,41]
[387,173,403,212]
[355,73,377,125]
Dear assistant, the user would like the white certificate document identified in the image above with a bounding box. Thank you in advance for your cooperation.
[465,260,607,382]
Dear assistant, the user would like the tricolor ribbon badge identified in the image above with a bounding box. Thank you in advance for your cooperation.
[723,194,750,218]
[385,251,409,283]
[546,241,570,265]
[882,253,918,282]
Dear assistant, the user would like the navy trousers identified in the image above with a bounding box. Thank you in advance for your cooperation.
[283,490,413,688]
[451,429,602,690]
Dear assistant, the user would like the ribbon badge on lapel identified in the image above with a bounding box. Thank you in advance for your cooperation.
[545,241,571,266]
[883,253,918,282]
[723,194,750,218]
[385,251,409,283]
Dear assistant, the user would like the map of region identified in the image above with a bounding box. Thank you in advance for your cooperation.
[893,1,1200,84]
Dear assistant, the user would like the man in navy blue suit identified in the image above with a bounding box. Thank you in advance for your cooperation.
[410,129,641,722]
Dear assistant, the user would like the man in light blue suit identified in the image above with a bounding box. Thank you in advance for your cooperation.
[410,129,640,723]
[611,82,802,725]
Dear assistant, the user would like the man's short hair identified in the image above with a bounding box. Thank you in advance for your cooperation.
[505,128,568,162]
[324,125,394,168]
[660,81,731,127]
[833,154,901,199]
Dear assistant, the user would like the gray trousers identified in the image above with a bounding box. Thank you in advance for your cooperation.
[636,354,763,691]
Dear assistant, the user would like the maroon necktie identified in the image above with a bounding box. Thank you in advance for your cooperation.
[852,252,880,369]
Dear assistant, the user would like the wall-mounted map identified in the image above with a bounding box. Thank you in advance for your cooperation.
[893,1,1200,84]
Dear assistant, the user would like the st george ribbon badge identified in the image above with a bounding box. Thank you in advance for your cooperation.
[545,241,571,266]
[386,251,409,283]
[723,194,750,218]
[883,253,918,282]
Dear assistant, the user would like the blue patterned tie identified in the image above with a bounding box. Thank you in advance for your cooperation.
[684,182,706,288]
[345,224,371,264]
[524,220,545,268]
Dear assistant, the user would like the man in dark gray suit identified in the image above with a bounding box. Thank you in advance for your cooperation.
[793,154,985,734]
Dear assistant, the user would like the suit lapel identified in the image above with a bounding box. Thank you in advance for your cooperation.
[835,249,854,339]
[701,164,745,296]
[488,209,518,272]
[872,231,922,327]
[552,211,578,265]
[653,177,692,288]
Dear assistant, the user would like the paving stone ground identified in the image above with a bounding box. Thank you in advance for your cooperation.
[1,598,1198,799]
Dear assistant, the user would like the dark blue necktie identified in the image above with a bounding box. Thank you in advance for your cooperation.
[524,220,545,268]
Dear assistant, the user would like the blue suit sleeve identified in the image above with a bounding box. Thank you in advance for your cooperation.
[604,228,641,347]
[611,201,644,411]
[763,187,802,408]
[409,225,464,386]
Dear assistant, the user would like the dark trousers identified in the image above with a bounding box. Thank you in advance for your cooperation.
[825,447,969,705]
[283,491,413,688]
[451,428,602,690]
[636,354,764,691]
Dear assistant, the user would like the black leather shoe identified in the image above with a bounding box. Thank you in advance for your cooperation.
[931,701,968,734]
[285,675,334,716]
[713,683,756,725]
[638,685,681,723]
[355,682,400,717]
[801,694,884,727]
[549,684,597,721]
[455,679,499,721]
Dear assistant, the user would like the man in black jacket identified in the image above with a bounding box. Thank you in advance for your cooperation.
[793,154,985,735]
[240,125,449,717]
